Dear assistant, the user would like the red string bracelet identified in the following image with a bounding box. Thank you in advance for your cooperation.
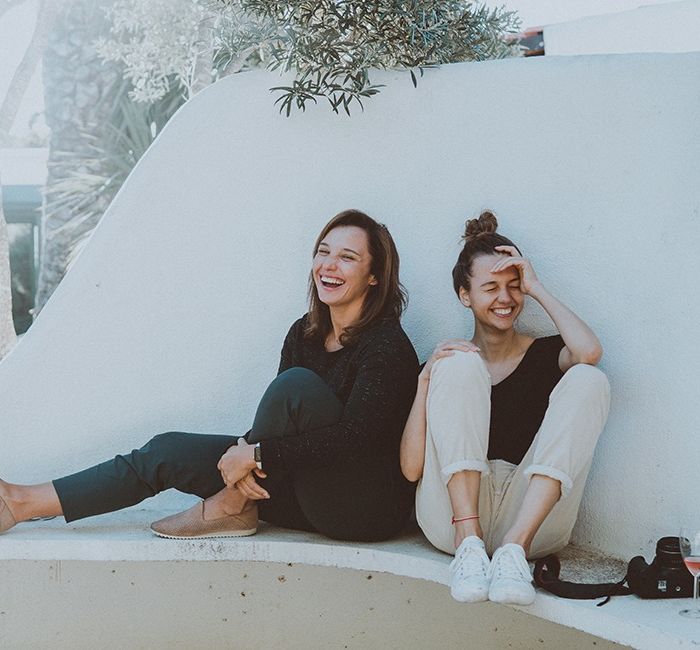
[451,515,480,524]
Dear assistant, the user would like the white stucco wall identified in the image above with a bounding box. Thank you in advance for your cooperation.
[500,0,680,29]
[0,54,698,561]
[544,0,700,55]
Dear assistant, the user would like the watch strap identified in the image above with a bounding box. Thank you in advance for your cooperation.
[253,442,262,470]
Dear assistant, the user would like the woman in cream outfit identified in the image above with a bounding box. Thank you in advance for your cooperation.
[400,211,610,605]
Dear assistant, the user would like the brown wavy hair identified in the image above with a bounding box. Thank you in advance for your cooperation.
[452,210,522,295]
[305,209,407,347]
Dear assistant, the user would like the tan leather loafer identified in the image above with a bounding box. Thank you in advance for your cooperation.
[0,495,17,534]
[150,501,258,539]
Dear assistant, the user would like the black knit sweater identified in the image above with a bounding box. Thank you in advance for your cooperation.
[259,315,419,476]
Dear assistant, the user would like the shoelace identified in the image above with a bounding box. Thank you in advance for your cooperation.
[488,546,532,582]
[450,542,488,578]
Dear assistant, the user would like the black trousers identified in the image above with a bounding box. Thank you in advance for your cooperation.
[53,368,413,542]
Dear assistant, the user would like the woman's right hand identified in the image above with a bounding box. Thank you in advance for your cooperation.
[420,339,480,382]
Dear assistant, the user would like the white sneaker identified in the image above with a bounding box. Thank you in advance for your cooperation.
[449,536,490,603]
[488,543,536,605]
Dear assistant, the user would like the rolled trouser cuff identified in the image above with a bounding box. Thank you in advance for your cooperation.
[441,459,490,484]
[523,464,574,498]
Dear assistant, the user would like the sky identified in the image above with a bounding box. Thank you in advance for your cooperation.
[0,0,685,142]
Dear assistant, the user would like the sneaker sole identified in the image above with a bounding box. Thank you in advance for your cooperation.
[488,590,535,606]
[451,590,489,603]
[151,527,257,539]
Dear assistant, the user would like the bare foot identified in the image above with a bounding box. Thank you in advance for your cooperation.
[0,479,62,523]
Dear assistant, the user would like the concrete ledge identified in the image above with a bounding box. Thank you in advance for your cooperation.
[1,509,699,649]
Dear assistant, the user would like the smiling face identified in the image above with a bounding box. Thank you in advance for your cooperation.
[458,253,523,331]
[312,225,377,315]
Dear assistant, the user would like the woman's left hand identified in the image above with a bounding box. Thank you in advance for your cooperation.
[234,469,269,500]
[492,245,543,295]
[217,438,257,487]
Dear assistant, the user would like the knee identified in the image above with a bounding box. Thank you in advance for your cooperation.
[268,367,324,398]
[146,431,188,460]
[431,350,488,386]
[559,365,611,421]
[564,364,610,397]
[256,368,334,424]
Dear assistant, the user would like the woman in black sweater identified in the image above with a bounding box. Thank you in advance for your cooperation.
[0,210,418,542]
[400,211,610,605]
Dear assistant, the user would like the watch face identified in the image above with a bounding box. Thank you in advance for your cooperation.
[254,445,262,463]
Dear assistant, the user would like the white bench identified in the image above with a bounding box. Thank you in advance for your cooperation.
[0,507,698,649]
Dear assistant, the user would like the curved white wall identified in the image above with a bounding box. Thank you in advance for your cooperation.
[1,54,698,560]
[544,0,700,55]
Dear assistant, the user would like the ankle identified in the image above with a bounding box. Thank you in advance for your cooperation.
[1,480,63,522]
[208,488,249,516]
[454,522,483,550]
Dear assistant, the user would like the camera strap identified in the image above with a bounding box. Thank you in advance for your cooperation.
[533,554,632,606]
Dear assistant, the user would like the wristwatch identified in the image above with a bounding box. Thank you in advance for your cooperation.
[253,442,262,470]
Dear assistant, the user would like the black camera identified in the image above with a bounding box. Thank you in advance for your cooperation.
[626,536,694,599]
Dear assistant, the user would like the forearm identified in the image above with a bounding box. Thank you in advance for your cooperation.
[400,376,429,482]
[529,284,602,366]
[217,441,257,486]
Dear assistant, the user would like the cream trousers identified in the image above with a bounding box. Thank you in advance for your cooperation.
[415,351,610,557]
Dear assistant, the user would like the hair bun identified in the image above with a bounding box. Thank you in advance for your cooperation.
[463,210,498,242]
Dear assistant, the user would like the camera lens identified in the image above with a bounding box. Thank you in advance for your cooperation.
[655,536,685,568]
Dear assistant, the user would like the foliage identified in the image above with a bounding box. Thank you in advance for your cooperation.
[95,0,213,102]
[95,0,272,103]
[96,0,520,115]
[43,85,185,264]
[232,0,522,116]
